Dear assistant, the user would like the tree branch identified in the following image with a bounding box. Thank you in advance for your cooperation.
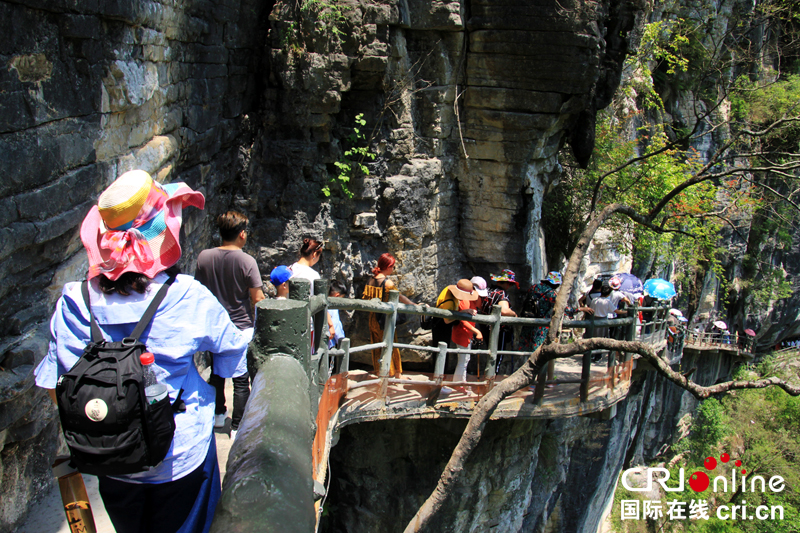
[403,334,800,531]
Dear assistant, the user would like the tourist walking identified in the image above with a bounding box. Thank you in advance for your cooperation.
[35,169,252,533]
[519,271,593,377]
[477,270,519,372]
[289,237,336,347]
[289,237,323,294]
[588,279,631,339]
[271,265,292,299]
[431,279,480,375]
[195,211,265,437]
[362,253,418,376]
[452,290,482,384]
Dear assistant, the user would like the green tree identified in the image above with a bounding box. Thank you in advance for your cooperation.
[405,3,800,530]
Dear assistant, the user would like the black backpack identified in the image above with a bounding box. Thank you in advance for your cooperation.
[55,274,183,476]
[521,289,543,319]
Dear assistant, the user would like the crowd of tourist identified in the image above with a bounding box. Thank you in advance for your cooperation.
[34,167,693,533]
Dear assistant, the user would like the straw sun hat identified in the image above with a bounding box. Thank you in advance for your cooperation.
[80,169,205,280]
[446,279,479,301]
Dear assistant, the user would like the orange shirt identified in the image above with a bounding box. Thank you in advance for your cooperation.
[451,298,478,347]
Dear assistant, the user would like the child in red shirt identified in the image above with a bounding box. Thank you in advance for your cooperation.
[452,297,483,382]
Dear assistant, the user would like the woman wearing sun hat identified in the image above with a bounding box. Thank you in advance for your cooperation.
[518,271,594,375]
[35,170,253,533]
[430,279,479,376]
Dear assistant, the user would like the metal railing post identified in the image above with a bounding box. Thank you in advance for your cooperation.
[379,291,400,377]
[485,305,502,381]
[340,338,350,373]
[628,301,638,341]
[311,279,329,356]
[434,342,447,378]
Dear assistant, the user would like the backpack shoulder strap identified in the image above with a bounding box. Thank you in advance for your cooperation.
[130,273,178,340]
[81,281,105,343]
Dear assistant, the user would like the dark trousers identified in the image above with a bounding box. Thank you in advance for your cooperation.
[208,372,250,430]
[98,435,221,533]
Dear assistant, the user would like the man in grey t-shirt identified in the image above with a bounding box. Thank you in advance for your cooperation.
[195,211,265,436]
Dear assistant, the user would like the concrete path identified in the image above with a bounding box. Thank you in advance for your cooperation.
[19,379,236,533]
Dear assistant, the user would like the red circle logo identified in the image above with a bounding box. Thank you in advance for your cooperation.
[704,457,717,470]
[720,453,730,463]
[689,471,710,492]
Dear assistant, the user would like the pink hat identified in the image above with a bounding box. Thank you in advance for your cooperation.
[470,276,488,297]
[81,170,205,280]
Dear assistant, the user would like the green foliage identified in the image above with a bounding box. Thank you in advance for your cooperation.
[323,113,375,198]
[564,108,723,282]
[731,74,800,154]
[625,19,691,110]
[685,398,728,461]
[279,0,350,52]
[301,0,347,37]
[612,361,800,532]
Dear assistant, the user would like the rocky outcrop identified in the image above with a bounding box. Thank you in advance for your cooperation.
[1,0,656,529]
[321,350,733,533]
[0,0,268,529]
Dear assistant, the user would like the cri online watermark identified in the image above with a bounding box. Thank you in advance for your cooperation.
[620,452,785,522]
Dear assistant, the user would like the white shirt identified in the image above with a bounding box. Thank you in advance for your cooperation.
[590,291,626,318]
[289,262,320,295]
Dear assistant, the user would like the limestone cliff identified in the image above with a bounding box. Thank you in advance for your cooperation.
[0,0,791,531]
[320,349,730,533]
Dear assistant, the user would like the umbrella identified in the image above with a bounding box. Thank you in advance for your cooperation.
[713,320,728,330]
[643,278,676,300]
[616,273,644,294]
[744,328,756,337]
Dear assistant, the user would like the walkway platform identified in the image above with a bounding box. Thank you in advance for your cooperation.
[335,353,633,427]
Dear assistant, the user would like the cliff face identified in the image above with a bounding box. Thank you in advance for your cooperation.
[0,0,268,528]
[321,349,730,533]
[0,0,788,531]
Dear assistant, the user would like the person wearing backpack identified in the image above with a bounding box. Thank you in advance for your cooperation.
[518,271,594,377]
[35,170,253,533]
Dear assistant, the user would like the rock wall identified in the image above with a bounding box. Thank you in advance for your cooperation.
[0,0,652,529]
[240,0,643,355]
[0,0,268,528]
[321,353,734,533]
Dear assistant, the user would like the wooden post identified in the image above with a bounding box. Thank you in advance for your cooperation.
[533,366,547,406]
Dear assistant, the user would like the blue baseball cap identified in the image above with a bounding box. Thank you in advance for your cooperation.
[270,265,292,286]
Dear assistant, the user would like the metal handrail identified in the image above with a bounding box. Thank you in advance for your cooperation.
[312,291,673,406]
[684,329,756,353]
